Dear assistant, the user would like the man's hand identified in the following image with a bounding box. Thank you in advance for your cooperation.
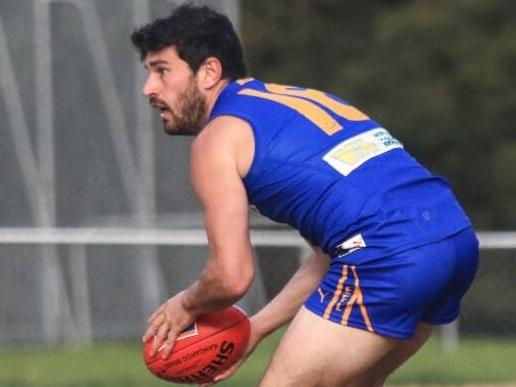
[199,318,263,386]
[142,291,197,359]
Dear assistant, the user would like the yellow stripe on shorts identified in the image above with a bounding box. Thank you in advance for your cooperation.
[341,266,374,332]
[323,264,349,320]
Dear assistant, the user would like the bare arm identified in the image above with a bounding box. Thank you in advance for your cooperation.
[209,245,330,384]
[182,117,255,313]
[143,116,255,357]
[251,246,329,338]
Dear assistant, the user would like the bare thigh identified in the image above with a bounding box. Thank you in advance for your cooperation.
[258,307,397,387]
[348,322,434,387]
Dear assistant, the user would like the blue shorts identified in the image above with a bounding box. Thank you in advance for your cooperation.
[305,227,479,339]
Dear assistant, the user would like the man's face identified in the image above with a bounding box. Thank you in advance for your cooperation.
[143,46,206,135]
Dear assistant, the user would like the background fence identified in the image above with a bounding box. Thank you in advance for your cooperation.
[0,228,515,347]
[0,0,241,345]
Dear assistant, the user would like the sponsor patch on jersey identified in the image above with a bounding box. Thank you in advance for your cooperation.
[323,128,403,176]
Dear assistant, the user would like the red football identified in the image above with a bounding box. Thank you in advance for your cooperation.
[143,305,250,384]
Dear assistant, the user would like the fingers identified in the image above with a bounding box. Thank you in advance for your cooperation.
[142,313,165,343]
[198,358,242,386]
[150,321,173,357]
[148,303,167,323]
[142,294,193,359]
[211,361,241,384]
[143,314,180,359]
[161,330,178,359]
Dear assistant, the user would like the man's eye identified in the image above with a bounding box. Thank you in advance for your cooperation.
[157,68,169,76]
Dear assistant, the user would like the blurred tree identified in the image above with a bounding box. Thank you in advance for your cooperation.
[241,0,516,229]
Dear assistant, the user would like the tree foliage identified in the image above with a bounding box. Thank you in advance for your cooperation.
[241,0,516,229]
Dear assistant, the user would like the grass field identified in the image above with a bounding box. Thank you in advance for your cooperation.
[1,332,516,386]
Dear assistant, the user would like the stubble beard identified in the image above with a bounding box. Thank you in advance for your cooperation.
[163,82,207,136]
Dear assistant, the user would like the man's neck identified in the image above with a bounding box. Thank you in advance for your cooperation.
[205,78,230,117]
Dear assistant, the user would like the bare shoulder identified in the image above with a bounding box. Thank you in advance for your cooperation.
[190,116,252,217]
[191,116,254,178]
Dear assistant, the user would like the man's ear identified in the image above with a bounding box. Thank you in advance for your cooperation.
[197,56,223,90]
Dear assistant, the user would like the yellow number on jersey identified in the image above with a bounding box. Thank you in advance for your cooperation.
[238,83,370,135]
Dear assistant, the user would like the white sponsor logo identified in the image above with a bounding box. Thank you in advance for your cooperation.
[323,128,403,176]
[336,233,367,257]
[317,287,328,303]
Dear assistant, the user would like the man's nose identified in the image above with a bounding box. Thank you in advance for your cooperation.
[142,75,158,98]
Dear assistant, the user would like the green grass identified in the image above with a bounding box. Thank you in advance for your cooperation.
[389,336,516,385]
[1,333,516,386]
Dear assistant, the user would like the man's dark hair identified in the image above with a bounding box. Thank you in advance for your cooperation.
[131,4,247,80]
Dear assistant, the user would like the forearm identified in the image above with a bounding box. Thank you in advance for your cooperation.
[143,251,254,356]
[251,249,329,338]
[182,254,254,316]
[182,277,241,316]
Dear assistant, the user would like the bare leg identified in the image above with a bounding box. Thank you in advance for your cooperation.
[259,307,397,387]
[347,322,434,387]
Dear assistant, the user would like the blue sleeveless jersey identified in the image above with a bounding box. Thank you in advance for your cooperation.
[209,79,471,258]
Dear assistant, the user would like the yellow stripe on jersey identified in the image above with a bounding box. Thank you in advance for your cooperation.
[265,83,370,122]
[236,77,254,85]
[238,88,343,135]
